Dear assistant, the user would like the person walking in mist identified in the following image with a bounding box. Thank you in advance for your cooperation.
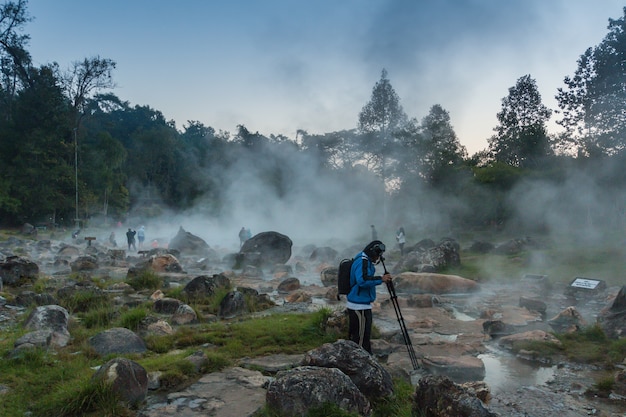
[137,226,146,249]
[239,227,248,248]
[396,226,406,256]
[126,228,136,251]
[370,224,378,240]
[109,232,117,247]
[347,240,392,354]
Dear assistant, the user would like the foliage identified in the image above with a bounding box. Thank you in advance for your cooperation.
[125,270,162,291]
[371,378,414,417]
[358,68,408,185]
[58,287,111,314]
[556,7,626,155]
[114,305,149,331]
[488,75,552,168]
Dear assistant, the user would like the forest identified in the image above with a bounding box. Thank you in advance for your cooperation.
[2,0,626,243]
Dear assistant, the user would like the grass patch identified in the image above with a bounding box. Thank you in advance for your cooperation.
[114,305,150,331]
[126,270,163,291]
[58,287,111,314]
[372,378,414,417]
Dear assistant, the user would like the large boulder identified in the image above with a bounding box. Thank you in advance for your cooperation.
[218,290,247,319]
[393,272,479,294]
[413,375,497,417]
[168,226,210,255]
[89,327,147,356]
[182,274,231,301]
[266,366,371,416]
[239,231,292,267]
[598,286,626,339]
[0,255,39,286]
[302,339,394,400]
[92,357,148,407]
[393,238,460,273]
[22,305,71,347]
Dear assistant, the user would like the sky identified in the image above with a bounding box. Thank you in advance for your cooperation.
[23,0,626,156]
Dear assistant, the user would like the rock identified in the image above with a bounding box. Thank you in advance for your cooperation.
[218,291,247,319]
[239,231,292,266]
[393,238,461,273]
[285,291,311,303]
[320,265,338,287]
[482,320,516,337]
[183,274,231,301]
[89,327,147,356]
[413,375,497,417]
[421,355,486,382]
[23,305,70,347]
[92,357,148,407]
[548,306,586,333]
[171,303,197,325]
[498,330,560,351]
[598,285,626,339]
[519,296,547,314]
[168,226,210,255]
[277,277,300,293]
[308,246,338,263]
[70,255,98,271]
[393,272,479,294]
[138,367,268,417]
[153,297,182,314]
[266,366,371,416]
[302,339,394,400]
[0,255,39,286]
[15,291,57,307]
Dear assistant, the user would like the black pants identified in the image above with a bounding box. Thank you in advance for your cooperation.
[348,308,373,354]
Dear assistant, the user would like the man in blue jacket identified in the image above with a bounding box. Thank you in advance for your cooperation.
[347,240,392,354]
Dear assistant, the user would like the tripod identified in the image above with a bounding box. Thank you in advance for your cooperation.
[381,257,420,370]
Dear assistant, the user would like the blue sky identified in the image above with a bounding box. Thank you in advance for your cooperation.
[24,0,626,154]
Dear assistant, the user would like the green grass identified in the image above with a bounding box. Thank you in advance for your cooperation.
[0,304,339,416]
[125,270,163,291]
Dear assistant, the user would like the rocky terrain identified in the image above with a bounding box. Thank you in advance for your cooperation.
[1,228,626,416]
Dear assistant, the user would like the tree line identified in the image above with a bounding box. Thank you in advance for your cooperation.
[1,0,626,234]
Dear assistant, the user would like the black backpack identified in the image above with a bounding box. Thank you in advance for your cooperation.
[337,258,354,300]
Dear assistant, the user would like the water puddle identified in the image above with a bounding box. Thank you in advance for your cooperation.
[478,346,556,394]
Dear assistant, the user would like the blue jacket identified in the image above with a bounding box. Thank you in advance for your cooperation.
[347,251,383,305]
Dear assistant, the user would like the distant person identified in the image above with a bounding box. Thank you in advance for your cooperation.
[370,224,378,241]
[72,229,81,239]
[137,226,146,249]
[347,240,392,354]
[246,228,252,240]
[396,226,406,255]
[126,228,136,251]
[109,232,117,247]
[239,227,247,248]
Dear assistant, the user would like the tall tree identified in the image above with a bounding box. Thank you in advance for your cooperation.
[358,70,408,222]
[488,75,552,168]
[0,0,32,117]
[419,104,467,186]
[556,7,626,155]
[62,56,116,124]
[358,68,408,186]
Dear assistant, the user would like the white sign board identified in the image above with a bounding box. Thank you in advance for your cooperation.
[570,278,601,290]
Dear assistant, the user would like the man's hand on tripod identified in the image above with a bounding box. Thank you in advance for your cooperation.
[382,273,392,283]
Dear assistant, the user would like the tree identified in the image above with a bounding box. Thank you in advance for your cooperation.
[418,104,467,186]
[2,65,74,224]
[357,68,408,185]
[556,7,626,155]
[61,56,116,123]
[488,75,552,168]
[0,0,32,118]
